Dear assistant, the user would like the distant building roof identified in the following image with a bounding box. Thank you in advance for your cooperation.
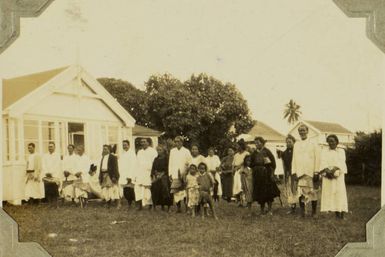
[133,124,163,137]
[305,120,353,134]
[240,120,286,142]
[2,66,69,109]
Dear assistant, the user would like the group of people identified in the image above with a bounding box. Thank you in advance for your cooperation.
[24,124,349,219]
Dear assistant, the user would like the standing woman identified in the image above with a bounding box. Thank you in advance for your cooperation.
[250,137,280,215]
[319,135,348,219]
[151,145,173,211]
[220,147,235,202]
[278,135,297,214]
[233,140,250,204]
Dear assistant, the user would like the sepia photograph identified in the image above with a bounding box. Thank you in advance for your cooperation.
[0,0,384,257]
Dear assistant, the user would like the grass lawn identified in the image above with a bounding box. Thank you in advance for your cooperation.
[3,185,381,257]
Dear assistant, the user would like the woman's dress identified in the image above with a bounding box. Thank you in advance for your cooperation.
[320,147,348,213]
[250,148,280,204]
[220,155,234,200]
[280,148,297,205]
[240,166,253,203]
[151,156,173,206]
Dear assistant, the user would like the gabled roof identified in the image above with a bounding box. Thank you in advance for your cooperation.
[305,120,353,134]
[241,120,285,142]
[2,65,136,127]
[133,124,163,137]
[2,67,69,109]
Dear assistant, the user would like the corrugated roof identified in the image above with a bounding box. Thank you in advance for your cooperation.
[2,66,68,109]
[305,120,352,134]
[245,120,286,142]
[133,124,163,137]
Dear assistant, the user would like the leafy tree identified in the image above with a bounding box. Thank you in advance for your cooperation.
[283,99,301,124]
[346,130,382,186]
[98,78,151,126]
[99,73,254,155]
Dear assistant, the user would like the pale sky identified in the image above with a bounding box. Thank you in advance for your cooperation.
[0,0,384,134]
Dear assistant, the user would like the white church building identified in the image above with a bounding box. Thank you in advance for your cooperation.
[2,65,148,204]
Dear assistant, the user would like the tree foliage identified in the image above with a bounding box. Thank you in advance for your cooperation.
[346,130,382,186]
[283,99,301,124]
[99,73,254,154]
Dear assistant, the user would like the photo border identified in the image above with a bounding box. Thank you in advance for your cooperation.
[0,0,384,256]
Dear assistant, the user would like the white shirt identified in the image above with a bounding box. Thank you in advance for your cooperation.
[42,152,62,178]
[205,155,221,171]
[136,147,157,185]
[77,154,92,182]
[27,153,35,170]
[292,138,320,177]
[63,154,78,174]
[320,147,347,175]
[233,151,250,167]
[101,155,109,171]
[188,154,206,167]
[169,146,192,179]
[118,149,137,184]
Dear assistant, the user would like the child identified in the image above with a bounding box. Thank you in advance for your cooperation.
[186,164,200,217]
[205,147,222,202]
[240,155,253,213]
[197,162,218,220]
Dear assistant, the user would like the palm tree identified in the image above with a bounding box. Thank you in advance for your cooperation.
[283,99,302,124]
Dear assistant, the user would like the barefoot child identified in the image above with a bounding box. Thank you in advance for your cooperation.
[197,162,218,220]
[186,164,200,217]
[240,155,253,214]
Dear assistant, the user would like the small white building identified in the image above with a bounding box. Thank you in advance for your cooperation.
[288,120,355,149]
[2,65,138,204]
[238,120,287,175]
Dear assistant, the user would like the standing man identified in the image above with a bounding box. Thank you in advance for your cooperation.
[168,136,192,213]
[292,124,320,218]
[25,143,44,204]
[61,144,78,202]
[99,145,120,208]
[134,138,157,210]
[42,142,62,204]
[119,140,137,208]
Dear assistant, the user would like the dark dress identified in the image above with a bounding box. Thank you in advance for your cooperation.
[151,156,173,206]
[220,155,234,200]
[280,148,297,204]
[251,148,280,204]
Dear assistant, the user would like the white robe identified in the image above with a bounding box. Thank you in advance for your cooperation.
[134,147,157,205]
[291,138,320,178]
[76,154,92,183]
[233,151,249,196]
[42,152,62,180]
[118,149,137,185]
[320,147,348,212]
[169,147,192,179]
[206,155,222,196]
[62,154,78,181]
[25,153,45,199]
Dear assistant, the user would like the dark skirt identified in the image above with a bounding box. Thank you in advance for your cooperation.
[151,174,173,206]
[123,186,135,204]
[43,181,59,201]
[252,166,280,204]
[221,173,233,199]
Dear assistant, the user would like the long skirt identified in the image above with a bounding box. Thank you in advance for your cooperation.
[233,170,242,196]
[25,173,45,200]
[73,179,90,200]
[61,180,75,201]
[221,173,233,200]
[134,184,153,206]
[100,173,120,201]
[43,177,60,201]
[122,185,135,204]
[252,166,280,204]
[170,178,186,203]
[282,175,298,205]
[151,175,173,206]
[321,174,348,212]
[210,172,222,198]
[241,173,253,203]
[297,175,318,204]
